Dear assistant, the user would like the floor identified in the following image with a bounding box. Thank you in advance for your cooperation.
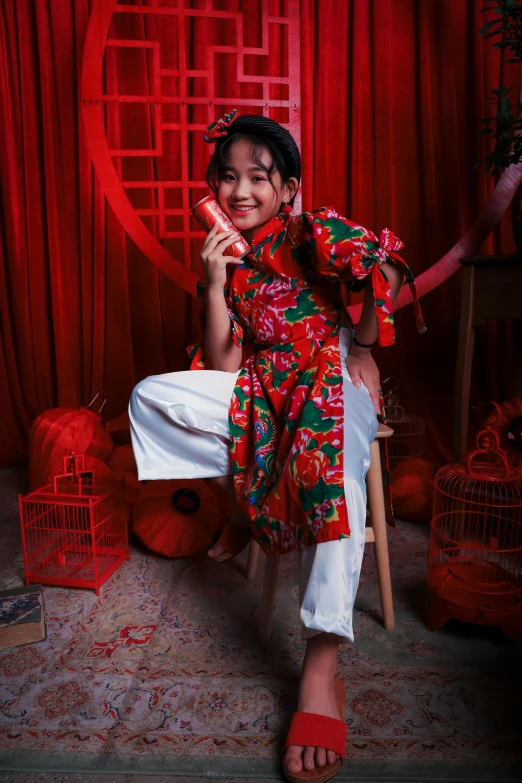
[2,776,251,783]
[0,466,520,783]
[0,774,492,782]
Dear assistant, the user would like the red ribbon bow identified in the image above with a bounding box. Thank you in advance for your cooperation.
[378,227,404,254]
[372,227,426,346]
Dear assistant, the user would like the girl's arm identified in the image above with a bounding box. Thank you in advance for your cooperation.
[347,262,404,414]
[200,222,243,373]
[205,286,243,373]
[353,261,404,347]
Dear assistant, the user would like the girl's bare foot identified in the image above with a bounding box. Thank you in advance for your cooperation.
[207,539,227,559]
[207,475,249,559]
[283,634,343,774]
[208,509,250,559]
[283,673,341,773]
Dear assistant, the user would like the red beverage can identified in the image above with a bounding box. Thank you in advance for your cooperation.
[191,196,250,259]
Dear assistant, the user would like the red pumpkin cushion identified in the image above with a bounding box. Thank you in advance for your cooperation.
[28,407,114,490]
[391,457,437,522]
[132,479,221,557]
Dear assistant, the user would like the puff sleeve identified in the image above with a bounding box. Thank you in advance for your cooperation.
[286,207,426,347]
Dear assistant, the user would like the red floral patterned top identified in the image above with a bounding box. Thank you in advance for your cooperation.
[187,207,425,556]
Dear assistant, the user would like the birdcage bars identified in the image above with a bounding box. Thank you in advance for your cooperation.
[426,430,522,640]
[19,454,129,595]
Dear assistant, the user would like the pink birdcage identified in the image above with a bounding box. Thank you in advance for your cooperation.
[19,453,129,595]
[383,384,425,468]
[426,429,522,640]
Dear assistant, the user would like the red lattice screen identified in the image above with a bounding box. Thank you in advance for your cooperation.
[81,0,301,295]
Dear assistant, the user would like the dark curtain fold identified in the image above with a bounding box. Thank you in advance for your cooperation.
[0,0,518,467]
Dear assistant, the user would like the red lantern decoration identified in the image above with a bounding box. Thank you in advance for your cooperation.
[427,429,522,641]
[132,479,221,558]
[28,403,114,491]
[391,457,437,521]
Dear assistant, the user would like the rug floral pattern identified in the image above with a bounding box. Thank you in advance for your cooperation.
[0,477,521,768]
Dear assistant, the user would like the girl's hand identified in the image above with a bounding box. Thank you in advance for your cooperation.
[200,222,244,290]
[346,348,381,414]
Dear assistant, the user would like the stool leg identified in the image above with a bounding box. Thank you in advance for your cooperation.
[246,540,260,580]
[259,554,280,642]
[453,264,474,462]
[367,440,395,631]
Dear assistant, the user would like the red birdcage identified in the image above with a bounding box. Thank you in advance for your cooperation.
[426,429,522,641]
[19,453,129,595]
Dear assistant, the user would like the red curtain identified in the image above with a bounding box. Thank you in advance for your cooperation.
[0,0,517,467]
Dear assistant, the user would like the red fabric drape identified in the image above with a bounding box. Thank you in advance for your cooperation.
[0,0,518,467]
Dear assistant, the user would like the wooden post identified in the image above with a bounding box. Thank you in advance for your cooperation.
[367,439,395,631]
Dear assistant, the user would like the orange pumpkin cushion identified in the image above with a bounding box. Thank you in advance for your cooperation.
[391,457,437,522]
[132,479,221,557]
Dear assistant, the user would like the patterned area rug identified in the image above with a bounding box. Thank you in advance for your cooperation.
[0,466,521,781]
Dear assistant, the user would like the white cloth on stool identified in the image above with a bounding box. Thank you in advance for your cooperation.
[129,327,378,642]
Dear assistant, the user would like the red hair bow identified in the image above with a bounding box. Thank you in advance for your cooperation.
[204,109,239,142]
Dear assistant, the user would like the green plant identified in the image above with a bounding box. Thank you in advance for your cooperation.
[479,0,522,173]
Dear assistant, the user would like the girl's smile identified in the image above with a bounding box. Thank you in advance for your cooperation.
[217,138,297,244]
[230,204,257,214]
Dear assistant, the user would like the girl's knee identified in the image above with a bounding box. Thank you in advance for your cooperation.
[129,376,157,412]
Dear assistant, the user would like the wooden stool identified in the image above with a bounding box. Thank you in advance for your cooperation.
[453,255,522,461]
[246,423,395,642]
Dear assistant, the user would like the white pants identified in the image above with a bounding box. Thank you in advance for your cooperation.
[129,328,378,642]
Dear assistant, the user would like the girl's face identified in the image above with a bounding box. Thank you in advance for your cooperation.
[217,139,297,243]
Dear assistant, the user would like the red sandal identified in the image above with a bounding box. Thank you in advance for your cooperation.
[209,518,251,563]
[282,678,347,783]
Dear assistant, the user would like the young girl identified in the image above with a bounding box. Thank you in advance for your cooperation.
[129,112,424,783]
